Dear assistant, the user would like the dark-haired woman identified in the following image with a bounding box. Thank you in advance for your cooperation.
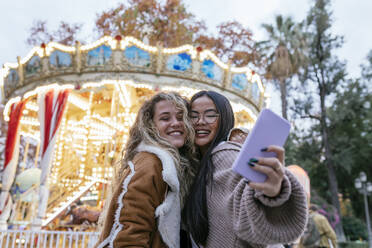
[182,91,307,248]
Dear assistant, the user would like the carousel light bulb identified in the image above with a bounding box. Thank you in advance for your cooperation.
[48,42,75,53]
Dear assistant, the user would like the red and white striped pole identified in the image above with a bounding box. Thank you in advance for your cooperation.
[32,89,69,230]
[0,100,27,230]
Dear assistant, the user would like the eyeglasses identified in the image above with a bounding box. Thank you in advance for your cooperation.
[190,110,219,124]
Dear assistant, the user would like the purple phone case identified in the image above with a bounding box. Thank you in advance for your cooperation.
[232,108,291,183]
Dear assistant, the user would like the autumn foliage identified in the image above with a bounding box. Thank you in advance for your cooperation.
[26,0,261,67]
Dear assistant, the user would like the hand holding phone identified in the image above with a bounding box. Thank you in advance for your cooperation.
[232,109,291,183]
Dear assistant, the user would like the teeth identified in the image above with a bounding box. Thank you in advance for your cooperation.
[197,130,209,134]
[169,131,182,135]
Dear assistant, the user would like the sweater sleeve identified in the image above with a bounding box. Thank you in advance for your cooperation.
[211,146,308,245]
[112,152,167,247]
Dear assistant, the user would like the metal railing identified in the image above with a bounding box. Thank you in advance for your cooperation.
[0,230,99,248]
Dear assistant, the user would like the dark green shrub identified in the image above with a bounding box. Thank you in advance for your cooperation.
[338,241,368,248]
[342,216,368,241]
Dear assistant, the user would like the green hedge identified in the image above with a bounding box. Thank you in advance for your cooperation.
[338,241,368,248]
[342,216,368,241]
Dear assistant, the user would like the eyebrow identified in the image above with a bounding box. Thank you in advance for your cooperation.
[158,111,183,116]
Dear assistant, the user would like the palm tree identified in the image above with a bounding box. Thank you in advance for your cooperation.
[258,15,307,120]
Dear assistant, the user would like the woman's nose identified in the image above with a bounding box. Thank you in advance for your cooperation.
[196,115,206,125]
[171,117,182,126]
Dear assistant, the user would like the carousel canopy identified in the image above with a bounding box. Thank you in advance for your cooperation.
[1,35,267,122]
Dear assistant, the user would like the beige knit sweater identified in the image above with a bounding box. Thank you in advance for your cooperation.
[203,142,308,248]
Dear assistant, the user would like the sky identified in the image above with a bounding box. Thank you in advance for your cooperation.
[0,0,371,113]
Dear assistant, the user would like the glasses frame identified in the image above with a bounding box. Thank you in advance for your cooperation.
[190,111,220,124]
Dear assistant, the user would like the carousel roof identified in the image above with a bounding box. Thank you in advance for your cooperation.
[1,35,268,122]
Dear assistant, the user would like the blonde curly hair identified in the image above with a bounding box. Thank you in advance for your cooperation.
[120,91,198,206]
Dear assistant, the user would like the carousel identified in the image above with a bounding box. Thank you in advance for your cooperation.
[0,35,268,234]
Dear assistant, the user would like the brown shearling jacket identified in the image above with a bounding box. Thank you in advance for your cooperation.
[96,151,168,248]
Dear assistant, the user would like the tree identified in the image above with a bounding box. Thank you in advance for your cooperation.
[327,80,372,224]
[327,51,372,229]
[95,0,261,67]
[26,0,261,68]
[95,0,205,47]
[258,15,307,119]
[287,46,372,242]
[295,0,347,240]
[361,49,372,81]
[26,20,82,46]
[197,21,260,67]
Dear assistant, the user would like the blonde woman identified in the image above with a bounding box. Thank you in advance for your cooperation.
[96,92,197,248]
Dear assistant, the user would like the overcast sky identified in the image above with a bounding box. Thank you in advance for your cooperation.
[0,0,371,112]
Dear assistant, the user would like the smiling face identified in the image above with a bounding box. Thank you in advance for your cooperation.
[191,95,220,155]
[153,100,186,148]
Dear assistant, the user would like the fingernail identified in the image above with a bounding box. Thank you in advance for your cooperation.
[261,147,268,152]
[249,158,258,163]
[248,162,255,167]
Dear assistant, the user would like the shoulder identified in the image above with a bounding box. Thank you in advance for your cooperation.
[211,141,242,155]
[132,152,163,174]
[209,142,242,169]
[312,212,328,222]
[133,151,162,163]
[310,212,330,229]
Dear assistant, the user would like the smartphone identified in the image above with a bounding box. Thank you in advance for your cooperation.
[232,108,291,183]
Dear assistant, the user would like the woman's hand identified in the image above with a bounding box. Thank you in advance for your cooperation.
[247,145,285,197]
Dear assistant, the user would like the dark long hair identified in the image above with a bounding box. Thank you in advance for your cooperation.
[182,90,235,245]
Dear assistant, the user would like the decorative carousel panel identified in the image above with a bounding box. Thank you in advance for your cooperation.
[124,46,151,67]
[25,55,42,75]
[251,82,260,103]
[166,53,192,72]
[49,50,72,68]
[6,69,19,85]
[201,59,223,81]
[87,45,112,66]
[231,73,248,91]
[4,69,19,97]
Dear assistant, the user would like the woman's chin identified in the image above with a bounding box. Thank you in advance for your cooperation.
[195,138,211,149]
[170,140,185,149]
